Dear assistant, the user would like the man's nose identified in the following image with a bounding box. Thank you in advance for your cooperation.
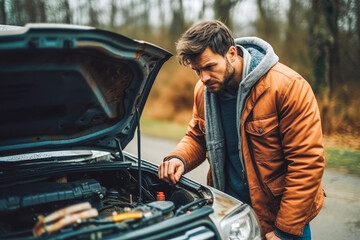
[200,71,211,83]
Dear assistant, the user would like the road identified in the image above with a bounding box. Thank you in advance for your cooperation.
[125,134,360,240]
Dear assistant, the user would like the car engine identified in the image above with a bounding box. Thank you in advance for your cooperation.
[0,168,207,239]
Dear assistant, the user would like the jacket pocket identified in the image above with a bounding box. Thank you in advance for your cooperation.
[245,114,278,136]
[264,172,286,214]
[265,171,286,197]
[245,114,283,163]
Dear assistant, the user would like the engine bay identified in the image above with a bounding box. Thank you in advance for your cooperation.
[0,167,209,239]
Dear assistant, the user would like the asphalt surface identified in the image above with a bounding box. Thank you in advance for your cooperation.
[125,134,360,240]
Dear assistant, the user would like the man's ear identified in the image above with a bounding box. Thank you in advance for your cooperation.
[227,46,238,63]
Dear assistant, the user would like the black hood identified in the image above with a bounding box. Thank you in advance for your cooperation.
[0,24,172,157]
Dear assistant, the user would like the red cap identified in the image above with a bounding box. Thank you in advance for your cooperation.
[156,192,165,201]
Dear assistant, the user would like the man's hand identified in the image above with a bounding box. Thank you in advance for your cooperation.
[158,158,185,184]
[265,231,282,240]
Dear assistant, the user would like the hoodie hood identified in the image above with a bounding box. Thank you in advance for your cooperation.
[235,37,279,92]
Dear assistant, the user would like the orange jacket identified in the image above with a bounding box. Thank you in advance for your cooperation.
[166,62,325,236]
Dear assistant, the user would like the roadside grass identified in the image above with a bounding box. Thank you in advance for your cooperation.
[140,116,360,176]
[140,116,187,141]
[325,147,360,176]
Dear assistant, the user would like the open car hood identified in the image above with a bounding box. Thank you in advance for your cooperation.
[0,24,172,156]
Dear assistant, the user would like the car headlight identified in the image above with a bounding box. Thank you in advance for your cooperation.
[219,204,261,240]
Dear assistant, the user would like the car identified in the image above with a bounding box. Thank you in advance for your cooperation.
[0,24,261,240]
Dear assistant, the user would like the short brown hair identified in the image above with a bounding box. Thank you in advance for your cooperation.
[176,20,235,66]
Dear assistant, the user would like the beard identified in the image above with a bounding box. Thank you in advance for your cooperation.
[221,58,235,90]
[205,58,236,93]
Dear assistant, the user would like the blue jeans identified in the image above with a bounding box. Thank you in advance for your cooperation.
[296,223,311,240]
[275,223,311,240]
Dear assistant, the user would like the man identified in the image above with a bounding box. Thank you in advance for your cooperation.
[158,20,325,240]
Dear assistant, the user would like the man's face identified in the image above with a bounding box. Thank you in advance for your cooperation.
[190,47,235,93]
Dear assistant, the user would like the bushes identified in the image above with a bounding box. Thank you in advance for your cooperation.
[143,60,197,125]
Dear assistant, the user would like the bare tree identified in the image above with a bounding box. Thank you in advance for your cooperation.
[213,0,239,30]
[308,0,328,96]
[323,0,340,96]
[283,0,311,77]
[88,0,99,27]
[356,0,360,64]
[0,0,6,24]
[109,0,117,28]
[254,0,281,46]
[170,0,185,43]
[62,0,71,24]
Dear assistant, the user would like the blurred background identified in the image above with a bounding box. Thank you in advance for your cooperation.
[1,0,359,172]
[1,1,360,238]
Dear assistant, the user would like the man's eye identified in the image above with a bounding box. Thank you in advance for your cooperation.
[206,66,213,70]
